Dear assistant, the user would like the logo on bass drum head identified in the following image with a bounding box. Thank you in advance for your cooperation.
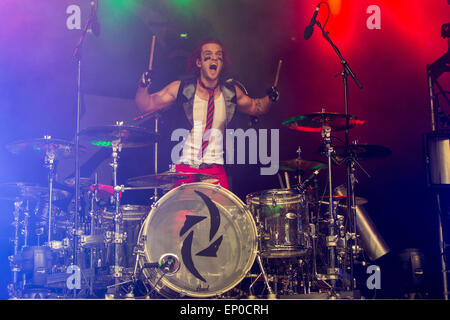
[179,191,223,282]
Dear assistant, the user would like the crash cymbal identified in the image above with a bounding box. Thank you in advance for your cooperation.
[282,112,365,132]
[0,182,71,201]
[6,137,83,158]
[127,172,218,189]
[279,159,327,172]
[78,124,157,148]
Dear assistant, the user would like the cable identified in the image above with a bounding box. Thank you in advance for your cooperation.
[146,271,167,298]
[321,1,331,30]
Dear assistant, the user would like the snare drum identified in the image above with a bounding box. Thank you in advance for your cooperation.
[137,183,258,298]
[246,189,309,258]
[102,205,150,269]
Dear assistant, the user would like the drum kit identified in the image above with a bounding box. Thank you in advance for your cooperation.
[2,110,391,299]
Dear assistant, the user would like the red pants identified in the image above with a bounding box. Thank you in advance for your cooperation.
[174,164,229,190]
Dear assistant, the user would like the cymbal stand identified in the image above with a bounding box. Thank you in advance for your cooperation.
[10,201,22,293]
[88,173,99,296]
[22,201,31,248]
[43,141,56,244]
[296,146,302,186]
[152,114,160,203]
[345,154,357,289]
[310,176,320,278]
[322,125,338,291]
[109,138,126,297]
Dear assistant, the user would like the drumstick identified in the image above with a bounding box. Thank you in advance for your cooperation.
[148,35,156,70]
[284,171,290,189]
[273,59,283,87]
[277,173,285,189]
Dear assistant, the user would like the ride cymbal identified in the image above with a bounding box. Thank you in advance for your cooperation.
[282,112,364,132]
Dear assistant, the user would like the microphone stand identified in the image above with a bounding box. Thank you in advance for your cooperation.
[71,2,99,288]
[314,19,363,292]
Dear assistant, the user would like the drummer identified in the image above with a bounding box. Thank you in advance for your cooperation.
[135,38,279,190]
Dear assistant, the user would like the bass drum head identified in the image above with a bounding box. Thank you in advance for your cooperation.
[138,183,257,298]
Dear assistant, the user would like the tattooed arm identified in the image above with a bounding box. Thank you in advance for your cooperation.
[235,85,273,116]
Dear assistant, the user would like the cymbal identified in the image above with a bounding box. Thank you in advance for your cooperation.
[321,194,368,205]
[63,176,95,188]
[282,112,365,132]
[6,137,83,158]
[78,124,157,148]
[279,159,326,172]
[0,182,71,201]
[320,144,392,159]
[127,172,218,189]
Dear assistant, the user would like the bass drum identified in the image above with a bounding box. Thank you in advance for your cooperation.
[137,183,258,298]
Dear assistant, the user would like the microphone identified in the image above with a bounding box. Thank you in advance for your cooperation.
[296,169,320,193]
[90,1,100,37]
[143,253,180,275]
[304,4,320,40]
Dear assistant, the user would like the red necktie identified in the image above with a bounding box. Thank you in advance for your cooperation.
[198,81,218,160]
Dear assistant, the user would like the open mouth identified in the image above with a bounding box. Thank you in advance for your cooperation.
[209,64,217,70]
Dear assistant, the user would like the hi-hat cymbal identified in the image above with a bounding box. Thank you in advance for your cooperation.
[6,137,83,158]
[127,172,218,190]
[0,182,71,201]
[319,144,392,160]
[282,112,365,132]
[78,124,158,149]
[279,159,327,172]
[336,144,392,159]
[321,194,368,205]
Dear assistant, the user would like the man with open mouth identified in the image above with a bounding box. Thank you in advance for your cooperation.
[135,38,279,190]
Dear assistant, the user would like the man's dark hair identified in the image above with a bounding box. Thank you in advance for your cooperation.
[186,38,232,76]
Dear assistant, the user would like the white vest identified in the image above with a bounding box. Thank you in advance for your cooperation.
[179,93,226,164]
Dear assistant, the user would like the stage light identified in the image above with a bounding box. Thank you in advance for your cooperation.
[90,140,111,147]
[328,0,342,15]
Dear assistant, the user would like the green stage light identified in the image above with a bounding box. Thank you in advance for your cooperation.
[91,140,112,148]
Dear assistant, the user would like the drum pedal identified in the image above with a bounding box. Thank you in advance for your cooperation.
[105,231,127,244]
[110,265,124,278]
